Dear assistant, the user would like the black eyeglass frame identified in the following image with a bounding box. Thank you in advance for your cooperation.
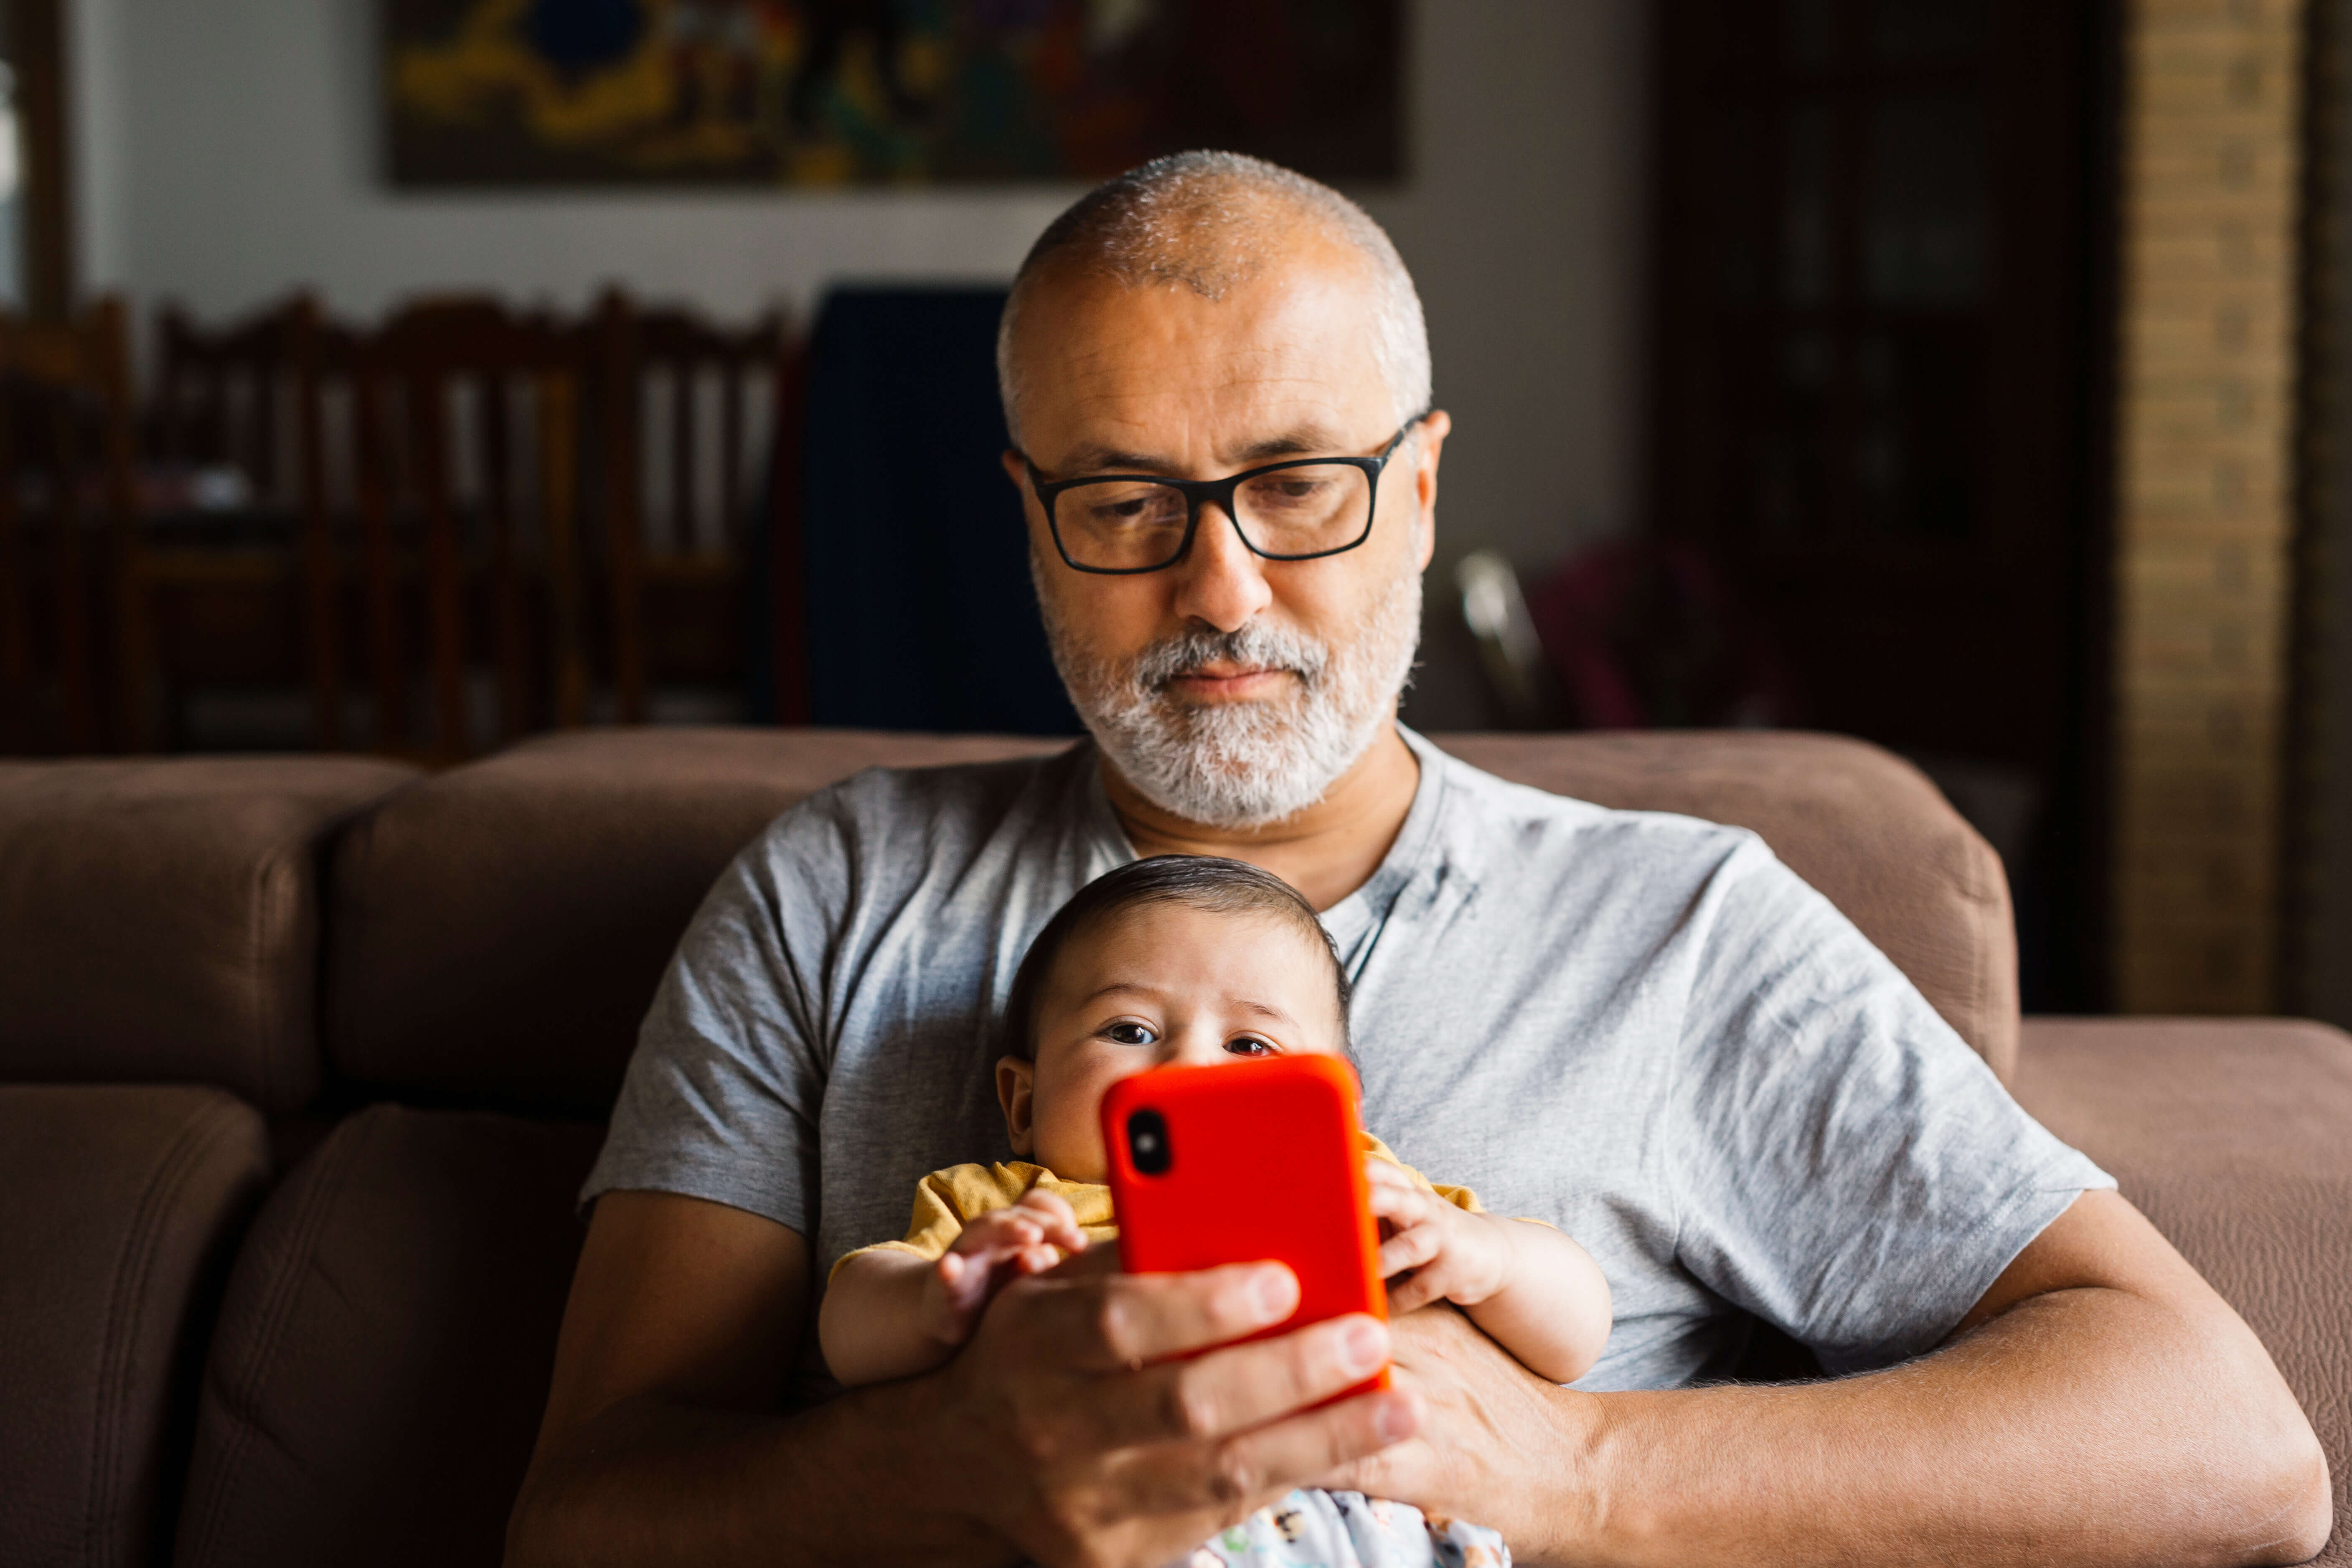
[1023,412,1430,576]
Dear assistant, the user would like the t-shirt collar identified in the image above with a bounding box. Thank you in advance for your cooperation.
[1318,723,1450,952]
[1069,722,1454,949]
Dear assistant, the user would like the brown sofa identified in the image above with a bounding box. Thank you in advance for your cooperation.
[0,729,2344,1568]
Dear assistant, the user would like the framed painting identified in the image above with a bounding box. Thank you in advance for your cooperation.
[384,0,1402,187]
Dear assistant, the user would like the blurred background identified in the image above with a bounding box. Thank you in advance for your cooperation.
[0,0,2344,1025]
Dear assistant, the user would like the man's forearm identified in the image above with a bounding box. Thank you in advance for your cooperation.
[1521,1286,2329,1568]
[506,1375,1012,1568]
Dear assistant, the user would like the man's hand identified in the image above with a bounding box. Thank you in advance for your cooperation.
[509,1190,1422,1568]
[1323,1191,2332,1568]
[1314,1303,1590,1542]
[932,1244,1421,1567]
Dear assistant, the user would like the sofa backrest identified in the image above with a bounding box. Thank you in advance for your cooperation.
[324,729,1067,1112]
[323,726,2017,1111]
[0,757,419,1112]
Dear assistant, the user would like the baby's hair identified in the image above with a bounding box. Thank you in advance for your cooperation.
[1001,855,1351,1061]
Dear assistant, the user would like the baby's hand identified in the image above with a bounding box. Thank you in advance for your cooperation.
[1364,1156,1509,1315]
[920,1189,1088,1347]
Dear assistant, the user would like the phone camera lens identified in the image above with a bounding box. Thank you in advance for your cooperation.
[1127,1108,1172,1175]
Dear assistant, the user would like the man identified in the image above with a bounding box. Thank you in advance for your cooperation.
[509,153,2329,1567]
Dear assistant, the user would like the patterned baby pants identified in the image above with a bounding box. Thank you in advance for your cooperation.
[1180,1488,1509,1568]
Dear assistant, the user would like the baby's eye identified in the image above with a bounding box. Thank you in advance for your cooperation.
[1104,1021,1157,1047]
[1224,1036,1277,1057]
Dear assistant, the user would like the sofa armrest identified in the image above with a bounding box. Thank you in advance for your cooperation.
[0,1085,270,1568]
[0,757,417,1110]
[2013,1018,2352,1565]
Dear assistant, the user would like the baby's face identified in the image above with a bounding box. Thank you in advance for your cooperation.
[998,901,1345,1180]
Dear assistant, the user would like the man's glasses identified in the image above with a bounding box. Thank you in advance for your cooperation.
[1025,414,1428,575]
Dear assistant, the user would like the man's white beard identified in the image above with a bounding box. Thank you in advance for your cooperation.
[1039,559,1423,831]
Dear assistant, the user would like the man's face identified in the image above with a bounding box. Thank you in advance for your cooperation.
[1003,239,1448,829]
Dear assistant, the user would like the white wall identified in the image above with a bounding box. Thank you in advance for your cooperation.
[70,0,1648,727]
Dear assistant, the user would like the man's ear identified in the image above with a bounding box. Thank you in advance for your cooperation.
[997,1054,1037,1157]
[1001,448,1027,491]
[1410,410,1450,572]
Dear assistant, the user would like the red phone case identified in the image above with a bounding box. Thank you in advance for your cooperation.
[1100,1054,1389,1395]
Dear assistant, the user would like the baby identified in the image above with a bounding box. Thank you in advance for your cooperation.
[820,855,1612,1568]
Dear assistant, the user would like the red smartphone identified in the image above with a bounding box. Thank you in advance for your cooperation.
[1099,1053,1389,1395]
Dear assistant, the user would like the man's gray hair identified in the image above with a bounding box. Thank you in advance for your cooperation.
[996,150,1431,448]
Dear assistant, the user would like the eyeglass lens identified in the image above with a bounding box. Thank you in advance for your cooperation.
[1053,463,1374,571]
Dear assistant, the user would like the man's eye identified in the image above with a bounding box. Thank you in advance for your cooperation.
[1105,1021,1157,1046]
[1224,1036,1275,1057]
[1081,488,1183,528]
[1242,477,1331,508]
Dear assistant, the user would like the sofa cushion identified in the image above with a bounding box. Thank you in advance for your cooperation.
[325,728,1066,1112]
[0,1085,269,1568]
[175,1105,604,1568]
[325,726,2014,1111]
[2013,1017,2352,1563]
[1443,732,2016,1075]
[0,757,418,1111]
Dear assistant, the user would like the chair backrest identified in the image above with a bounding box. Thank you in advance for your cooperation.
[153,297,296,500]
[0,299,138,754]
[343,297,593,760]
[148,293,345,747]
[587,289,790,724]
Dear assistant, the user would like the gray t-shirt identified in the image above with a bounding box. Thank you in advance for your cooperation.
[585,727,2111,1392]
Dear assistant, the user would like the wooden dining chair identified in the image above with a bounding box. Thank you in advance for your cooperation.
[347,296,599,761]
[588,289,790,724]
[155,298,289,494]
[0,299,138,754]
[146,294,344,747]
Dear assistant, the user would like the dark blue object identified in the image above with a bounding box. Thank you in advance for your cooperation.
[526,0,645,73]
[795,286,1080,736]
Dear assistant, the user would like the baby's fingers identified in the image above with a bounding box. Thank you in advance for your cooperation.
[1386,1267,1448,1316]
[1016,1188,1079,1224]
[930,1250,992,1338]
[1011,1242,1062,1277]
[952,1209,1043,1258]
[1012,1189,1089,1252]
[1377,1217,1444,1281]
[1364,1177,1434,1227]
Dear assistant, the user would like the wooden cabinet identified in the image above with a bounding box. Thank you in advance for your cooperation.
[1649,0,2112,1003]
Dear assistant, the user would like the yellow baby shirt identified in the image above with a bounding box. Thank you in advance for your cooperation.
[830,1131,1483,1285]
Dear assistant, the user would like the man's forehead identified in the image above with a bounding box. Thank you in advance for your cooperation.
[1053,413,1363,474]
[1014,264,1394,470]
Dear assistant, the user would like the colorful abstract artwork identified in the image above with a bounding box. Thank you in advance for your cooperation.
[384,0,1401,186]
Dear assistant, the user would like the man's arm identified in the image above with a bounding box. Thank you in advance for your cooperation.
[505,1190,1421,1568]
[1331,1189,2331,1568]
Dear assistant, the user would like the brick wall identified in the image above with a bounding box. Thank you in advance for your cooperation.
[2113,0,2305,1011]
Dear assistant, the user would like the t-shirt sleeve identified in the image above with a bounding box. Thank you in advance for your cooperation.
[1427,1182,1485,1215]
[1363,1133,1485,1213]
[1666,834,2113,1375]
[578,793,856,1235]
[826,1163,1023,1285]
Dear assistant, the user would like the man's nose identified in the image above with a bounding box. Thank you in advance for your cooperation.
[1168,501,1274,633]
